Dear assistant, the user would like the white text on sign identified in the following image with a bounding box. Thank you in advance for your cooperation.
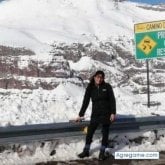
[158,31,165,39]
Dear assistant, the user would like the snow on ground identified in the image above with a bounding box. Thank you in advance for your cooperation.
[0,82,165,126]
[0,82,85,126]
[0,130,165,164]
[68,56,94,71]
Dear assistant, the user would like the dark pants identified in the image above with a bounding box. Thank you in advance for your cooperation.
[84,121,110,150]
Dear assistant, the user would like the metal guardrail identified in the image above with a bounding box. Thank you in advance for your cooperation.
[0,116,165,144]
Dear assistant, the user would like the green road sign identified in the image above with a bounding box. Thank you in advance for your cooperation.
[134,20,165,60]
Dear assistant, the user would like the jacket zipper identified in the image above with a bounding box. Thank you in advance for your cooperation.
[97,85,99,96]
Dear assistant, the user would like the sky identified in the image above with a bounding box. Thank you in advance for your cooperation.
[0,0,164,5]
[129,0,165,4]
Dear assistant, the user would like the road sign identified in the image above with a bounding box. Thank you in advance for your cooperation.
[134,20,165,59]
[137,35,157,55]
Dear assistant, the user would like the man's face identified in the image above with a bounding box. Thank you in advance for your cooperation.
[94,74,104,85]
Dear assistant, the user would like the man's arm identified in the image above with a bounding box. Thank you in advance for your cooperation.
[107,83,116,115]
[79,85,91,117]
[107,83,116,122]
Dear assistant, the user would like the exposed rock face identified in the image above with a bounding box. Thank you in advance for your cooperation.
[0,40,165,93]
[0,46,35,56]
[0,45,72,90]
[50,41,165,94]
[138,4,165,12]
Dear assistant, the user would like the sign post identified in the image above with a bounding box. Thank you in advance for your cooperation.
[134,20,165,108]
[146,60,150,108]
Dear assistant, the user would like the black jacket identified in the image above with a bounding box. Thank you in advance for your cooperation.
[79,82,116,123]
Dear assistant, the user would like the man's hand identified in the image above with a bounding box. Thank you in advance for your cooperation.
[75,116,85,122]
[110,114,116,122]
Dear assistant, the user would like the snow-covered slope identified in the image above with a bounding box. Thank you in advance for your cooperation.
[0,0,164,55]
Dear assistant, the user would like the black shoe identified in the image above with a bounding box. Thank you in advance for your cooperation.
[78,150,89,158]
[98,151,107,161]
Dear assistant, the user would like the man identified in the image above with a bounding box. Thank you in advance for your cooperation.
[76,70,116,160]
